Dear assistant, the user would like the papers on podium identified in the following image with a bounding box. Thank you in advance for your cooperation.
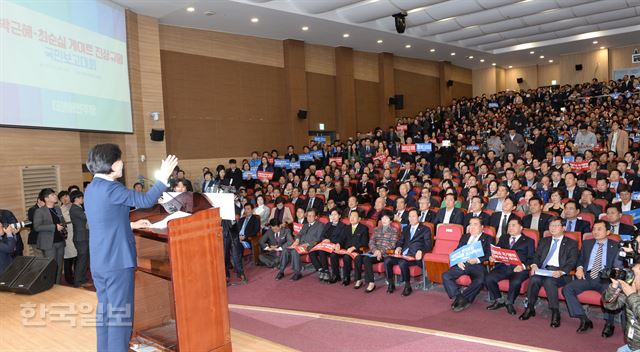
[150,211,192,229]
[202,192,236,220]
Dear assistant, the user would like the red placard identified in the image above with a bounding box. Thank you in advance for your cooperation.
[569,161,589,172]
[334,249,359,259]
[390,254,416,261]
[293,222,303,235]
[257,171,274,181]
[310,242,335,253]
[401,144,417,153]
[315,170,324,178]
[287,245,308,255]
[396,124,408,131]
[490,245,522,266]
[373,153,386,163]
[329,157,343,165]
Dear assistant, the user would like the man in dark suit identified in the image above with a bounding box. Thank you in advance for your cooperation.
[485,218,535,315]
[605,205,636,236]
[333,211,369,287]
[442,217,493,312]
[487,185,510,211]
[434,194,464,227]
[277,209,324,281]
[354,174,375,204]
[393,198,410,225]
[69,191,90,287]
[523,197,552,235]
[562,200,591,235]
[225,159,244,188]
[562,220,622,337]
[519,217,579,328]
[489,197,520,242]
[290,188,305,210]
[84,144,177,352]
[343,196,365,219]
[384,209,432,296]
[618,186,640,212]
[562,172,583,201]
[417,197,436,224]
[303,187,324,214]
[259,219,293,268]
[463,196,490,229]
[328,181,349,209]
[238,203,260,243]
[398,161,416,183]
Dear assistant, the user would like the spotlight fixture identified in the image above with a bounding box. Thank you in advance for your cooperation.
[393,12,407,34]
[302,26,309,31]
[491,63,496,66]
[251,17,259,23]
[186,7,195,12]
[529,51,534,54]
[592,40,598,44]
[600,46,605,50]
[508,65,513,68]
[377,39,383,44]
[480,59,485,62]
[405,44,411,48]
[429,48,436,52]
[548,59,554,63]
[450,52,456,56]
[539,55,545,59]
[343,33,350,38]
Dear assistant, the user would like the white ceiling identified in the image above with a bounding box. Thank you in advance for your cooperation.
[113,0,640,69]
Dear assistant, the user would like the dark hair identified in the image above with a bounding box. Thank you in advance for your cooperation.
[528,197,543,206]
[67,185,80,193]
[229,159,237,164]
[69,190,84,203]
[275,197,284,205]
[204,171,213,178]
[38,188,56,201]
[86,143,122,175]
[57,191,69,200]
[548,216,563,225]
[593,219,609,229]
[269,218,281,227]
[133,182,143,189]
[508,217,523,226]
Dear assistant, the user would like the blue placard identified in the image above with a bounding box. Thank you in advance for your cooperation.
[243,170,257,180]
[449,241,484,267]
[416,143,432,153]
[288,161,301,169]
[313,136,326,143]
[249,159,261,168]
[623,208,640,224]
[632,136,640,143]
[562,156,575,163]
[620,234,634,241]
[632,192,640,201]
[274,159,289,168]
[466,145,480,151]
[299,153,313,161]
[311,150,324,158]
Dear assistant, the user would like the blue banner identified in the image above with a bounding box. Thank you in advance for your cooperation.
[416,143,432,152]
[288,161,301,169]
[249,159,261,168]
[466,145,480,151]
[623,208,640,224]
[632,192,640,201]
[449,241,484,267]
[313,136,326,143]
[274,159,289,168]
[299,153,313,161]
[562,156,575,163]
[243,170,257,180]
[311,150,324,158]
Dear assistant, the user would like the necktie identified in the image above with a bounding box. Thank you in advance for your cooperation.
[240,217,249,236]
[352,225,356,235]
[611,224,617,234]
[421,211,426,222]
[542,239,560,268]
[509,236,516,248]
[566,220,574,232]
[590,242,604,279]
[501,214,508,237]
[410,226,416,240]
[308,198,314,210]
[275,232,280,243]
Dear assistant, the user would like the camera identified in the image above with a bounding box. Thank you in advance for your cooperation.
[601,267,636,286]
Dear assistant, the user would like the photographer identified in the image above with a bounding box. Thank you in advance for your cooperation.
[603,260,640,352]
[33,188,66,284]
[0,219,18,274]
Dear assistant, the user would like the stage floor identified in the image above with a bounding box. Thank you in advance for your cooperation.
[0,285,294,352]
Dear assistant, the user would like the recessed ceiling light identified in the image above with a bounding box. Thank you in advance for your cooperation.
[301,26,309,31]
[592,40,598,44]
[600,46,605,50]
[468,55,474,59]
[251,17,259,23]
[450,52,456,56]
[186,7,195,12]
[480,59,485,62]
[508,65,513,68]
[548,59,554,63]
[539,55,545,59]
[429,48,436,52]
[377,39,383,44]
[491,63,496,66]
[405,44,412,48]
[343,33,350,38]
[529,51,534,54]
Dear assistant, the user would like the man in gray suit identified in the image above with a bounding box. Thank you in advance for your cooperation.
[276,209,323,281]
[33,188,66,284]
[69,191,90,287]
[503,128,525,158]
[259,219,293,268]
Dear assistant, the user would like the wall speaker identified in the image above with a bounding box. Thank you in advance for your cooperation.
[0,257,56,295]
[393,95,404,110]
[575,64,583,71]
[297,110,307,119]
[446,80,454,87]
[517,77,524,84]
[150,129,165,142]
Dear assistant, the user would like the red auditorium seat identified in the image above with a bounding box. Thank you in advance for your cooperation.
[423,224,463,284]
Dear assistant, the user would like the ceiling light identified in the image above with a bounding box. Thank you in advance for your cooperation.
[508,65,513,68]
[301,26,309,31]
[592,40,598,44]
[405,44,412,48]
[450,52,456,56]
[186,7,195,12]
[377,39,383,44]
[343,33,350,38]
[548,59,553,63]
[529,51,534,54]
[468,55,474,59]
[491,63,496,66]
[480,59,485,62]
[539,55,545,59]
[251,17,259,23]
[429,48,436,52]
[600,46,605,50]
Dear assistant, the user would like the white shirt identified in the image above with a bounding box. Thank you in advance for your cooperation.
[530,214,540,231]
[546,235,564,268]
[611,131,618,151]
[466,233,480,245]
[443,208,454,224]
[496,212,511,242]
[621,201,632,212]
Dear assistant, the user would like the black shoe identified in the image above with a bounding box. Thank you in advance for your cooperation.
[387,284,395,294]
[602,323,615,338]
[275,272,284,280]
[453,296,470,312]
[550,309,561,328]
[290,273,302,281]
[577,317,593,333]
[342,279,351,286]
[451,295,462,309]
[354,280,363,289]
[506,304,516,315]
[519,308,536,320]
[486,301,506,311]
[401,285,412,297]
[316,270,324,281]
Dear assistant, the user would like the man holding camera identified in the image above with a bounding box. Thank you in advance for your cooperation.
[603,261,640,352]
[563,220,622,337]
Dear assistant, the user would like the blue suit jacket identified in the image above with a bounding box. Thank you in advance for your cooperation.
[85,177,167,272]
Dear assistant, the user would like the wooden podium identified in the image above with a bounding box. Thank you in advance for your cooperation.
[129,193,231,351]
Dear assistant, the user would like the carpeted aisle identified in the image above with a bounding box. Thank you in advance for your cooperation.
[227,265,622,352]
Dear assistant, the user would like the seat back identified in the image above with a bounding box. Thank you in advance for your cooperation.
[432,229,462,255]
[390,221,402,233]
[436,224,464,240]
[621,214,634,226]
[483,225,497,239]
[317,216,329,225]
[361,219,377,235]
[578,212,595,230]
[522,228,539,248]
[422,222,435,242]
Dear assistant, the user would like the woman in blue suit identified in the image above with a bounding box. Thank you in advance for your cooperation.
[84,144,177,352]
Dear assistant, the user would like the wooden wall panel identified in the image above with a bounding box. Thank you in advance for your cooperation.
[538,63,560,86]
[609,45,640,78]
[496,68,506,92]
[451,65,472,85]
[505,65,539,91]
[394,69,440,118]
[559,49,608,85]
[452,82,472,100]
[472,67,497,97]
[306,73,337,132]
[161,50,287,159]
[353,51,379,82]
[393,56,439,77]
[355,79,380,133]
[305,44,335,76]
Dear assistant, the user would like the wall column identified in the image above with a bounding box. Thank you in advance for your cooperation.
[283,39,309,148]
[378,52,395,128]
[439,61,453,105]
[335,47,357,139]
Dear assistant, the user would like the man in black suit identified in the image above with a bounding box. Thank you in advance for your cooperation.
[334,211,369,287]
[618,186,640,212]
[523,197,552,235]
[434,194,464,227]
[354,174,375,204]
[605,205,636,236]
[384,209,432,296]
[486,218,535,315]
[563,172,583,201]
[277,209,324,281]
[562,220,623,337]
[398,161,416,183]
[442,217,493,312]
[259,219,294,268]
[343,196,365,219]
[417,197,436,223]
[328,181,349,209]
[226,159,244,188]
[304,187,324,214]
[562,200,591,235]
[290,188,305,210]
[519,217,579,328]
[393,197,410,225]
[69,191,90,287]
[463,196,490,229]
[489,197,520,242]
[238,204,260,243]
